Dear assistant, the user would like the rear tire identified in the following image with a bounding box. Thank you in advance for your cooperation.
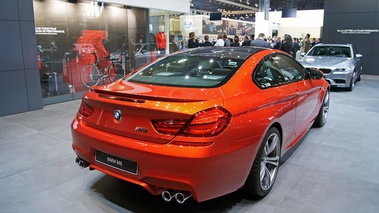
[244,127,281,198]
[357,66,362,82]
[81,65,100,88]
[313,89,330,127]
[357,74,361,82]
[107,63,125,82]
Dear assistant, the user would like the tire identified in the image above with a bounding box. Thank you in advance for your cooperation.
[107,63,125,82]
[313,89,330,127]
[347,72,355,91]
[244,127,281,198]
[357,66,362,82]
[81,65,101,88]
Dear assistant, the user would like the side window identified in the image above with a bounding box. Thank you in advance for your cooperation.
[272,54,305,82]
[253,57,285,88]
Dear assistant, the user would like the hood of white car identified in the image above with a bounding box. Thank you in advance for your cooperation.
[300,56,352,68]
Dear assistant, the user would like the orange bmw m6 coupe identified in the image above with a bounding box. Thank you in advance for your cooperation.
[71,47,330,203]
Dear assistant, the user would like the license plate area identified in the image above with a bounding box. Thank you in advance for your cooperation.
[95,150,138,175]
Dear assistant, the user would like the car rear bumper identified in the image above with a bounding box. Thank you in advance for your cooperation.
[71,117,256,202]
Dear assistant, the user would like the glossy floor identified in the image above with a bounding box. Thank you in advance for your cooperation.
[1,75,379,213]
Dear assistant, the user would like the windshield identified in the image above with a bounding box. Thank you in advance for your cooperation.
[308,46,351,57]
[126,55,244,88]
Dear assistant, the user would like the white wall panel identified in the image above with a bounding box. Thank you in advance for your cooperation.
[102,0,190,13]
[255,10,324,39]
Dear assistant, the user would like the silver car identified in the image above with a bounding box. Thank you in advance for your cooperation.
[299,44,363,91]
[110,43,165,72]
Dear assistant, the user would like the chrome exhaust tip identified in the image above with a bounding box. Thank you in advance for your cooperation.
[162,191,175,202]
[175,192,192,204]
[75,157,89,169]
[75,157,80,165]
[78,160,86,168]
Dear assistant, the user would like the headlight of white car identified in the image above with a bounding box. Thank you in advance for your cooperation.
[333,67,351,74]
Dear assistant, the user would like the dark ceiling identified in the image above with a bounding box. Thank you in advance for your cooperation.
[190,0,325,21]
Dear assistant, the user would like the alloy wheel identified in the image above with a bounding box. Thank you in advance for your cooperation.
[260,132,280,190]
[321,90,330,124]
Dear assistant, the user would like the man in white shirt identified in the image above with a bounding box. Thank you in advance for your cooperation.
[214,33,225,46]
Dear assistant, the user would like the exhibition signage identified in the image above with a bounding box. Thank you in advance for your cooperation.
[337,29,379,35]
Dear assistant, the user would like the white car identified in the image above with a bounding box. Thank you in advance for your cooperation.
[299,43,363,91]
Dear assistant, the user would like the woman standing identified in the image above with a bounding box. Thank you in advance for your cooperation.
[187,32,200,48]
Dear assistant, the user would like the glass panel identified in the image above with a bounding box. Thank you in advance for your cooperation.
[254,59,285,88]
[33,0,148,102]
[127,55,243,88]
[308,46,351,57]
[148,10,184,57]
[34,0,70,98]
[272,54,304,81]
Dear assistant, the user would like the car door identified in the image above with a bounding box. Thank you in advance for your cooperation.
[272,54,320,137]
[253,55,298,148]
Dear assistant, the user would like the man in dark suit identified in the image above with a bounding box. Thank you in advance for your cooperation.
[200,35,213,47]
[292,37,300,58]
[250,33,270,48]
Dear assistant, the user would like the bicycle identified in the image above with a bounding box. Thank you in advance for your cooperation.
[80,52,125,88]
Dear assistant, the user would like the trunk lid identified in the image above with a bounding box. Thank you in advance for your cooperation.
[80,81,224,144]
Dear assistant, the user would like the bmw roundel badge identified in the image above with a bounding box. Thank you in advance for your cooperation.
[114,109,122,121]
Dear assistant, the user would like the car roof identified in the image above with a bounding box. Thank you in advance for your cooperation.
[314,43,353,47]
[175,46,266,60]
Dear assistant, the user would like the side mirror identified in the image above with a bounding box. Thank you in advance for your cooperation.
[356,54,363,58]
[305,68,324,79]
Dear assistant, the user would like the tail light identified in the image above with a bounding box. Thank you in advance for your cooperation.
[78,101,94,117]
[152,107,231,137]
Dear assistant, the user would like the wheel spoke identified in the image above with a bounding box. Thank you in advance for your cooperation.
[266,134,278,155]
[324,105,329,113]
[265,166,272,187]
[260,165,272,189]
[324,92,329,104]
[323,106,329,118]
[264,142,270,156]
[264,156,279,166]
[322,91,329,120]
[260,163,266,182]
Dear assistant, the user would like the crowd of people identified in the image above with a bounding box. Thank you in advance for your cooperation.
[186,31,322,58]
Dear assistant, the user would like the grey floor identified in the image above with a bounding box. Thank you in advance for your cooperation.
[1,75,379,213]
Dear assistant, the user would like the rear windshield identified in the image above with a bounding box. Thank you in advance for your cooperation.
[308,46,351,57]
[126,55,244,88]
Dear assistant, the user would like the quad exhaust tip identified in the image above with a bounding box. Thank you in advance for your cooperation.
[74,157,192,203]
[162,190,192,204]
